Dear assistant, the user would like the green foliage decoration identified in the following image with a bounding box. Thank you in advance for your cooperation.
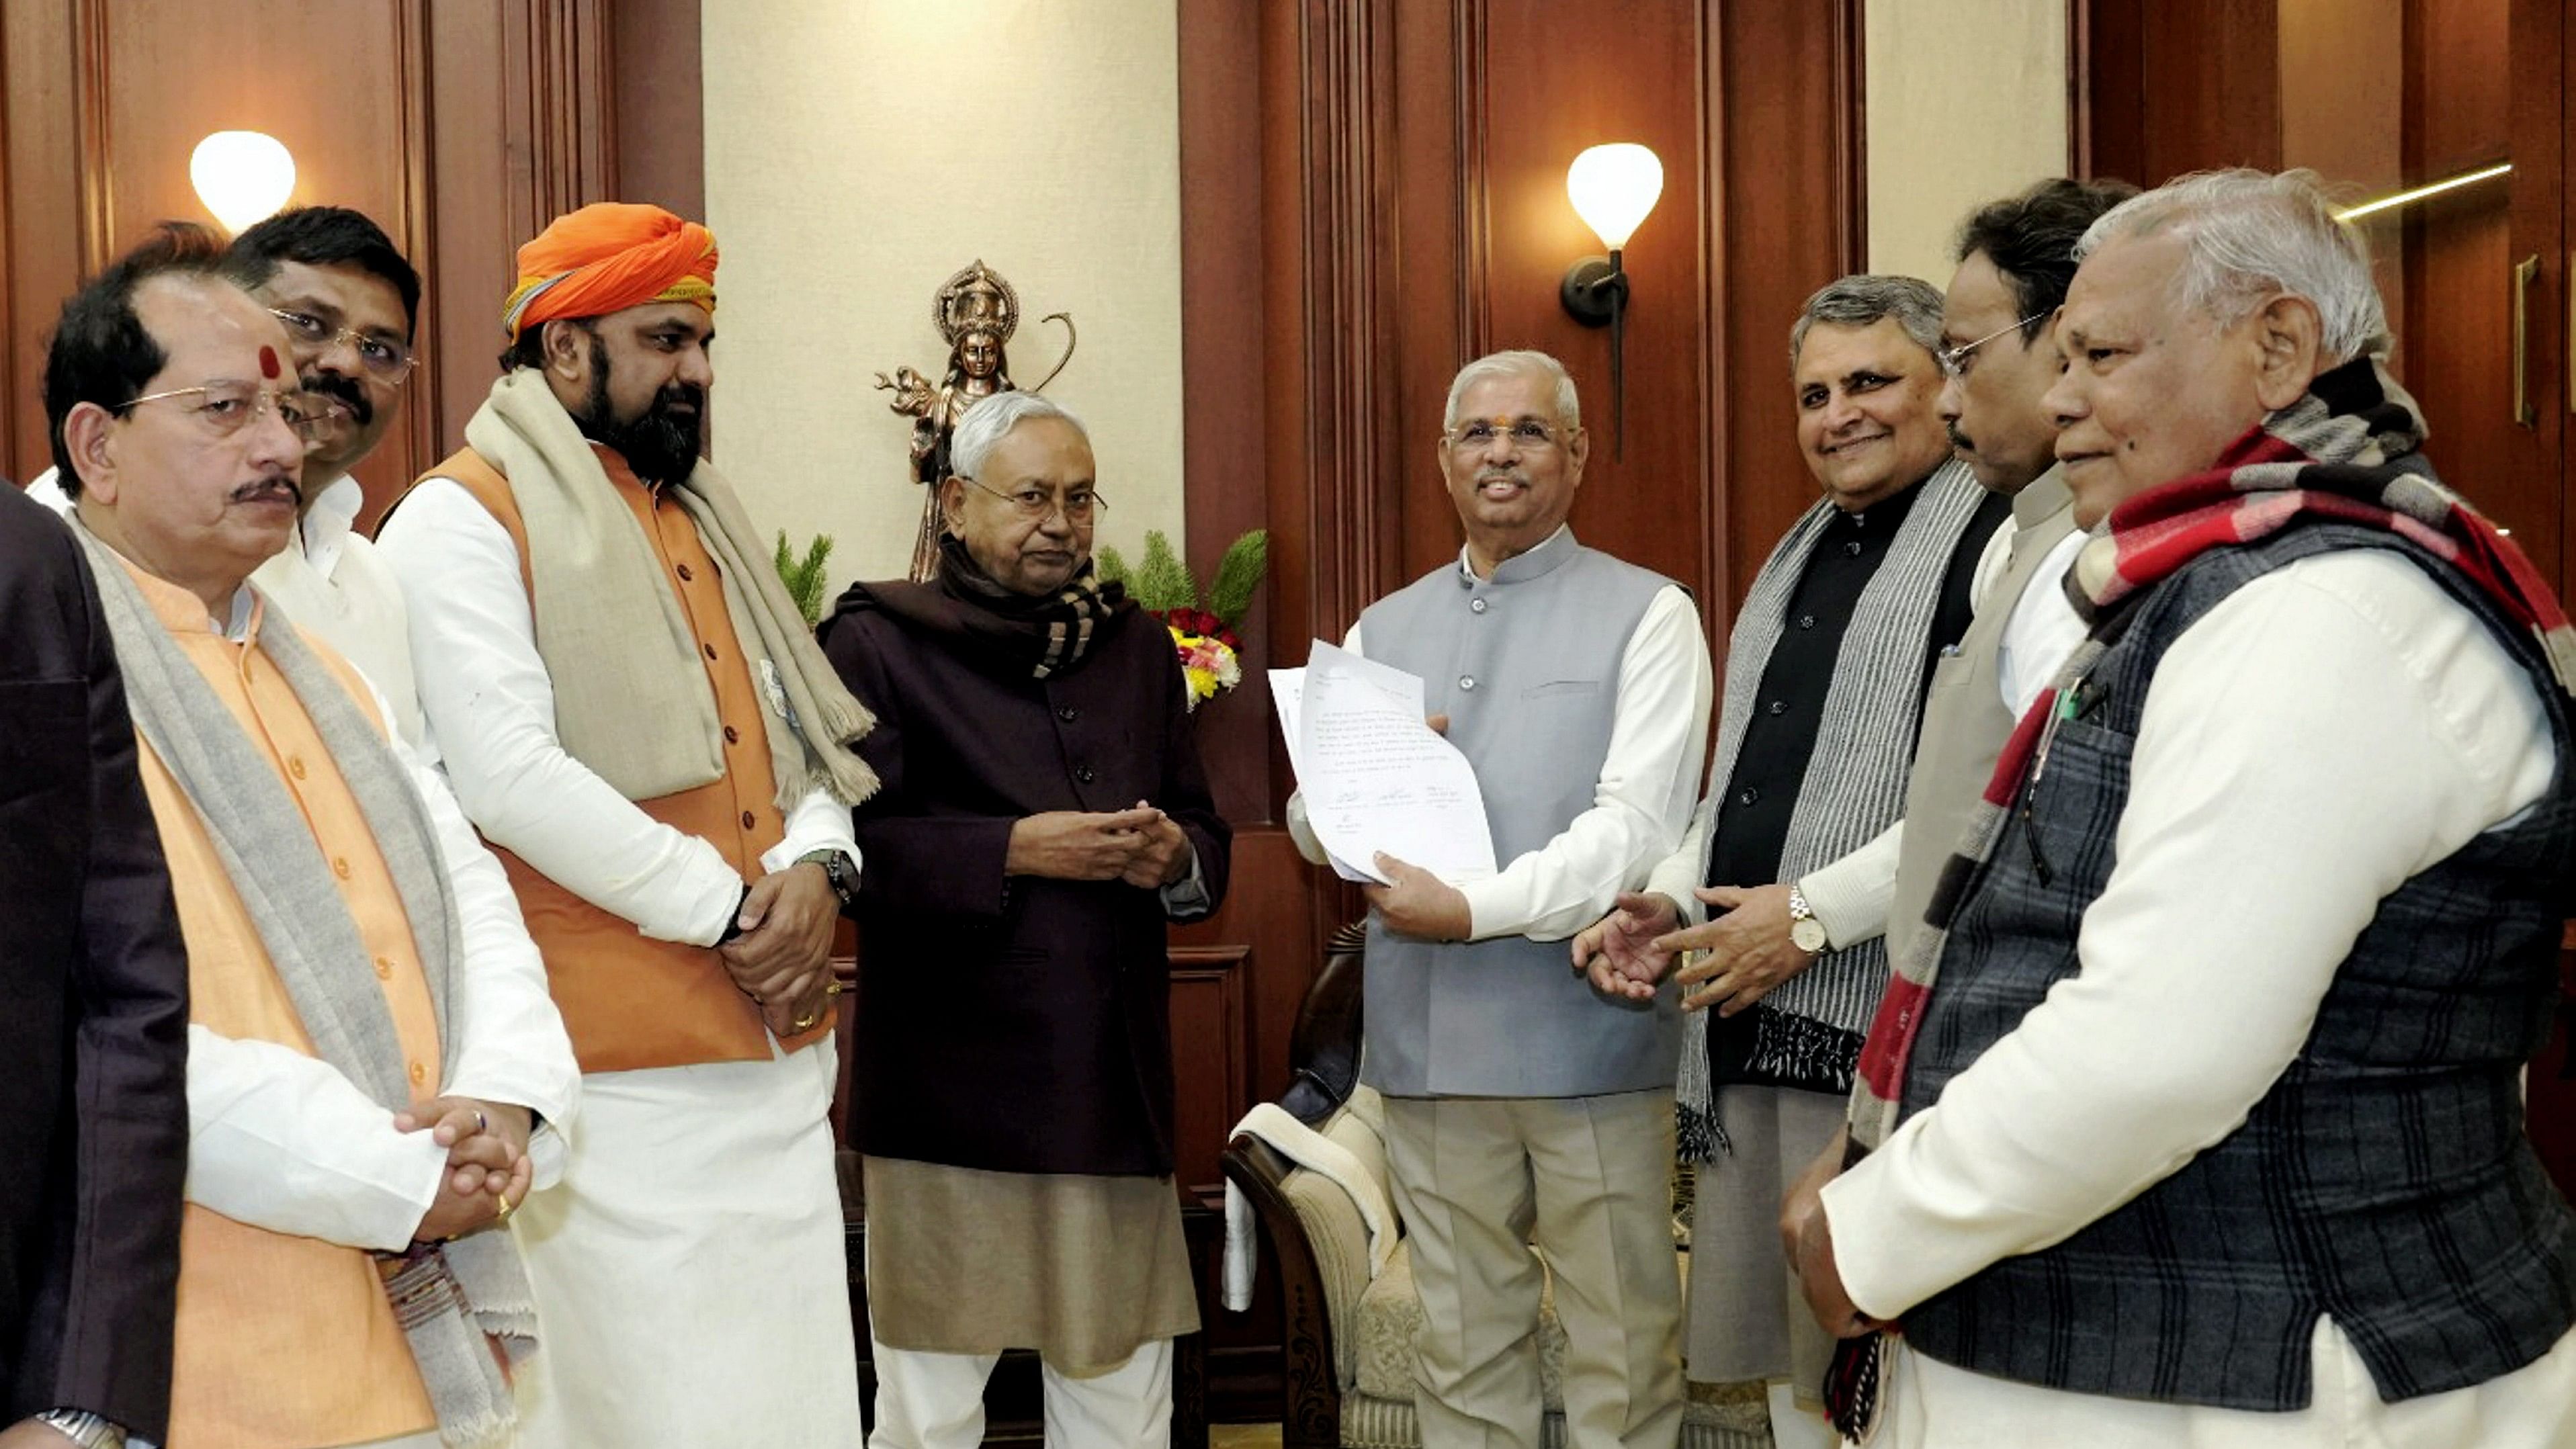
[773,530,835,625]
[1094,528,1270,628]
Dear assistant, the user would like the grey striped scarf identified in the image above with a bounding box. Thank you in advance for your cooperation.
[73,525,535,1449]
[1676,459,1987,1160]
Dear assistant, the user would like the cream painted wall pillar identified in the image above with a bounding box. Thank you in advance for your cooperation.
[701,0,1185,586]
[1864,0,2071,287]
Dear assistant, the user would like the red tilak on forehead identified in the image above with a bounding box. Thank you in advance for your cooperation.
[259,345,281,380]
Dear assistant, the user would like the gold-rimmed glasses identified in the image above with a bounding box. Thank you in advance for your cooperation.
[1443,416,1568,451]
[957,474,1107,523]
[1936,312,2049,379]
[268,307,418,382]
[116,380,347,444]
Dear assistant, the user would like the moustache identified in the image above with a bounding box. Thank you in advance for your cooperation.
[230,474,304,509]
[653,383,706,419]
[1475,467,1523,486]
[301,370,372,428]
[1946,423,1975,453]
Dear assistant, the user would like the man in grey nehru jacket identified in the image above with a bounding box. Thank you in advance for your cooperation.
[1291,349,1713,1449]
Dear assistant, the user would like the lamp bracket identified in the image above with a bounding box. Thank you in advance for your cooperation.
[1560,254,1627,327]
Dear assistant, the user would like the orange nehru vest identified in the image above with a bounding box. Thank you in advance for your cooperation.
[114,559,440,1449]
[411,443,827,1071]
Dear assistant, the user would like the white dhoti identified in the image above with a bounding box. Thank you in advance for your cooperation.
[511,1035,861,1447]
[1879,1318,2576,1448]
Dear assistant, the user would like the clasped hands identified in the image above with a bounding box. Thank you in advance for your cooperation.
[1006,801,1193,888]
[398,1096,533,1244]
[718,861,843,1039]
[1568,881,1816,1014]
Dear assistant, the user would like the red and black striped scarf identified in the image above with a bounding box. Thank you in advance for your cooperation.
[1823,356,2576,1440]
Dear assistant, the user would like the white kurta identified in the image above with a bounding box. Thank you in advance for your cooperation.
[1821,549,2576,1444]
[376,474,863,1447]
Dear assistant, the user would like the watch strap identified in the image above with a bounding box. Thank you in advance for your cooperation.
[796,848,855,906]
[36,1409,128,1449]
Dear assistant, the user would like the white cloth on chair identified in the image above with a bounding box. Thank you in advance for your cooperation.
[1220,1100,1399,1310]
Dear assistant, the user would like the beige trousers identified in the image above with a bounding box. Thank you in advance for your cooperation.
[1381,1090,1685,1449]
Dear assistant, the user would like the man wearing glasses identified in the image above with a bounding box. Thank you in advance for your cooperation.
[378,202,877,1446]
[1572,277,2004,1448]
[1292,349,1715,1449]
[42,225,575,1449]
[24,207,431,749]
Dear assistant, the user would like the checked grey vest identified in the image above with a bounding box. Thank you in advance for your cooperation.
[1359,529,1677,1098]
[1896,521,2576,1410]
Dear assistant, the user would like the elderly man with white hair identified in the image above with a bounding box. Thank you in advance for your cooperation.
[1785,167,2576,1447]
[819,390,1230,1449]
[1290,349,1713,1449]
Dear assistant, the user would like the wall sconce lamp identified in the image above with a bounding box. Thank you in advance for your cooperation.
[190,130,297,234]
[1559,142,1664,457]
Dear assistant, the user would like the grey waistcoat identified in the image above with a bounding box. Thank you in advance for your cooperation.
[1884,470,2077,971]
[1899,522,2576,1410]
[1357,529,1677,1098]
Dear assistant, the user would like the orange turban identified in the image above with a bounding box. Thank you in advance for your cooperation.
[501,202,718,340]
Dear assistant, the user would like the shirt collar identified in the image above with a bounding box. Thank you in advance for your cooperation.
[98,538,261,643]
[294,474,363,576]
[1830,471,1933,533]
[1455,523,1578,587]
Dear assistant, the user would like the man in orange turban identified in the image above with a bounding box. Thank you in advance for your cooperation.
[378,202,877,1446]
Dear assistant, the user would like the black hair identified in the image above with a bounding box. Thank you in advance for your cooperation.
[224,206,421,336]
[1955,177,2144,339]
[42,222,232,496]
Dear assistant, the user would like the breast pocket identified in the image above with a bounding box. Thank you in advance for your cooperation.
[1519,678,1603,701]
[0,679,85,814]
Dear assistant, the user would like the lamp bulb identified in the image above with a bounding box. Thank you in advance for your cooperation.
[1567,143,1664,251]
[190,131,297,235]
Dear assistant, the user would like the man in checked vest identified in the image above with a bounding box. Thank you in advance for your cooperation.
[376,204,879,1446]
[44,226,577,1449]
[1791,169,2576,1446]
[1574,276,2007,1447]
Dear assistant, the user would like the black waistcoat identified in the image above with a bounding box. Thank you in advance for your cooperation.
[1898,521,2576,1409]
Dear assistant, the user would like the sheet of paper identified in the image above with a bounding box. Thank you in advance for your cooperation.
[1269,666,1375,882]
[1294,642,1499,887]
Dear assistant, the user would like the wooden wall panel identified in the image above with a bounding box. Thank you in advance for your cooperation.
[1168,946,1254,1203]
[2079,0,2280,185]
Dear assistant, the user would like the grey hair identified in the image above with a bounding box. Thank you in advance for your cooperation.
[1443,349,1581,431]
[1789,274,1946,371]
[2075,167,2385,364]
[948,388,1088,481]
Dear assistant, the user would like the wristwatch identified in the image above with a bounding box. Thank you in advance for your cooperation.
[798,848,857,908]
[1786,882,1830,955]
[36,1409,127,1448]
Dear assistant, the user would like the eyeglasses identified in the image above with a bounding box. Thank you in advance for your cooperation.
[957,475,1107,523]
[115,381,347,443]
[1443,416,1568,451]
[268,308,418,382]
[1936,312,2049,379]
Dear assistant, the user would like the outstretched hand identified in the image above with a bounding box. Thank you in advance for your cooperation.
[1660,882,1817,1015]
[1571,891,1686,1000]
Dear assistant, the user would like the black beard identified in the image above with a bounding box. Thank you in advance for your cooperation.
[302,367,372,428]
[571,341,703,485]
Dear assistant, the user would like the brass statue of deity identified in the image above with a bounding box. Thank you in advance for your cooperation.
[875,260,1075,580]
